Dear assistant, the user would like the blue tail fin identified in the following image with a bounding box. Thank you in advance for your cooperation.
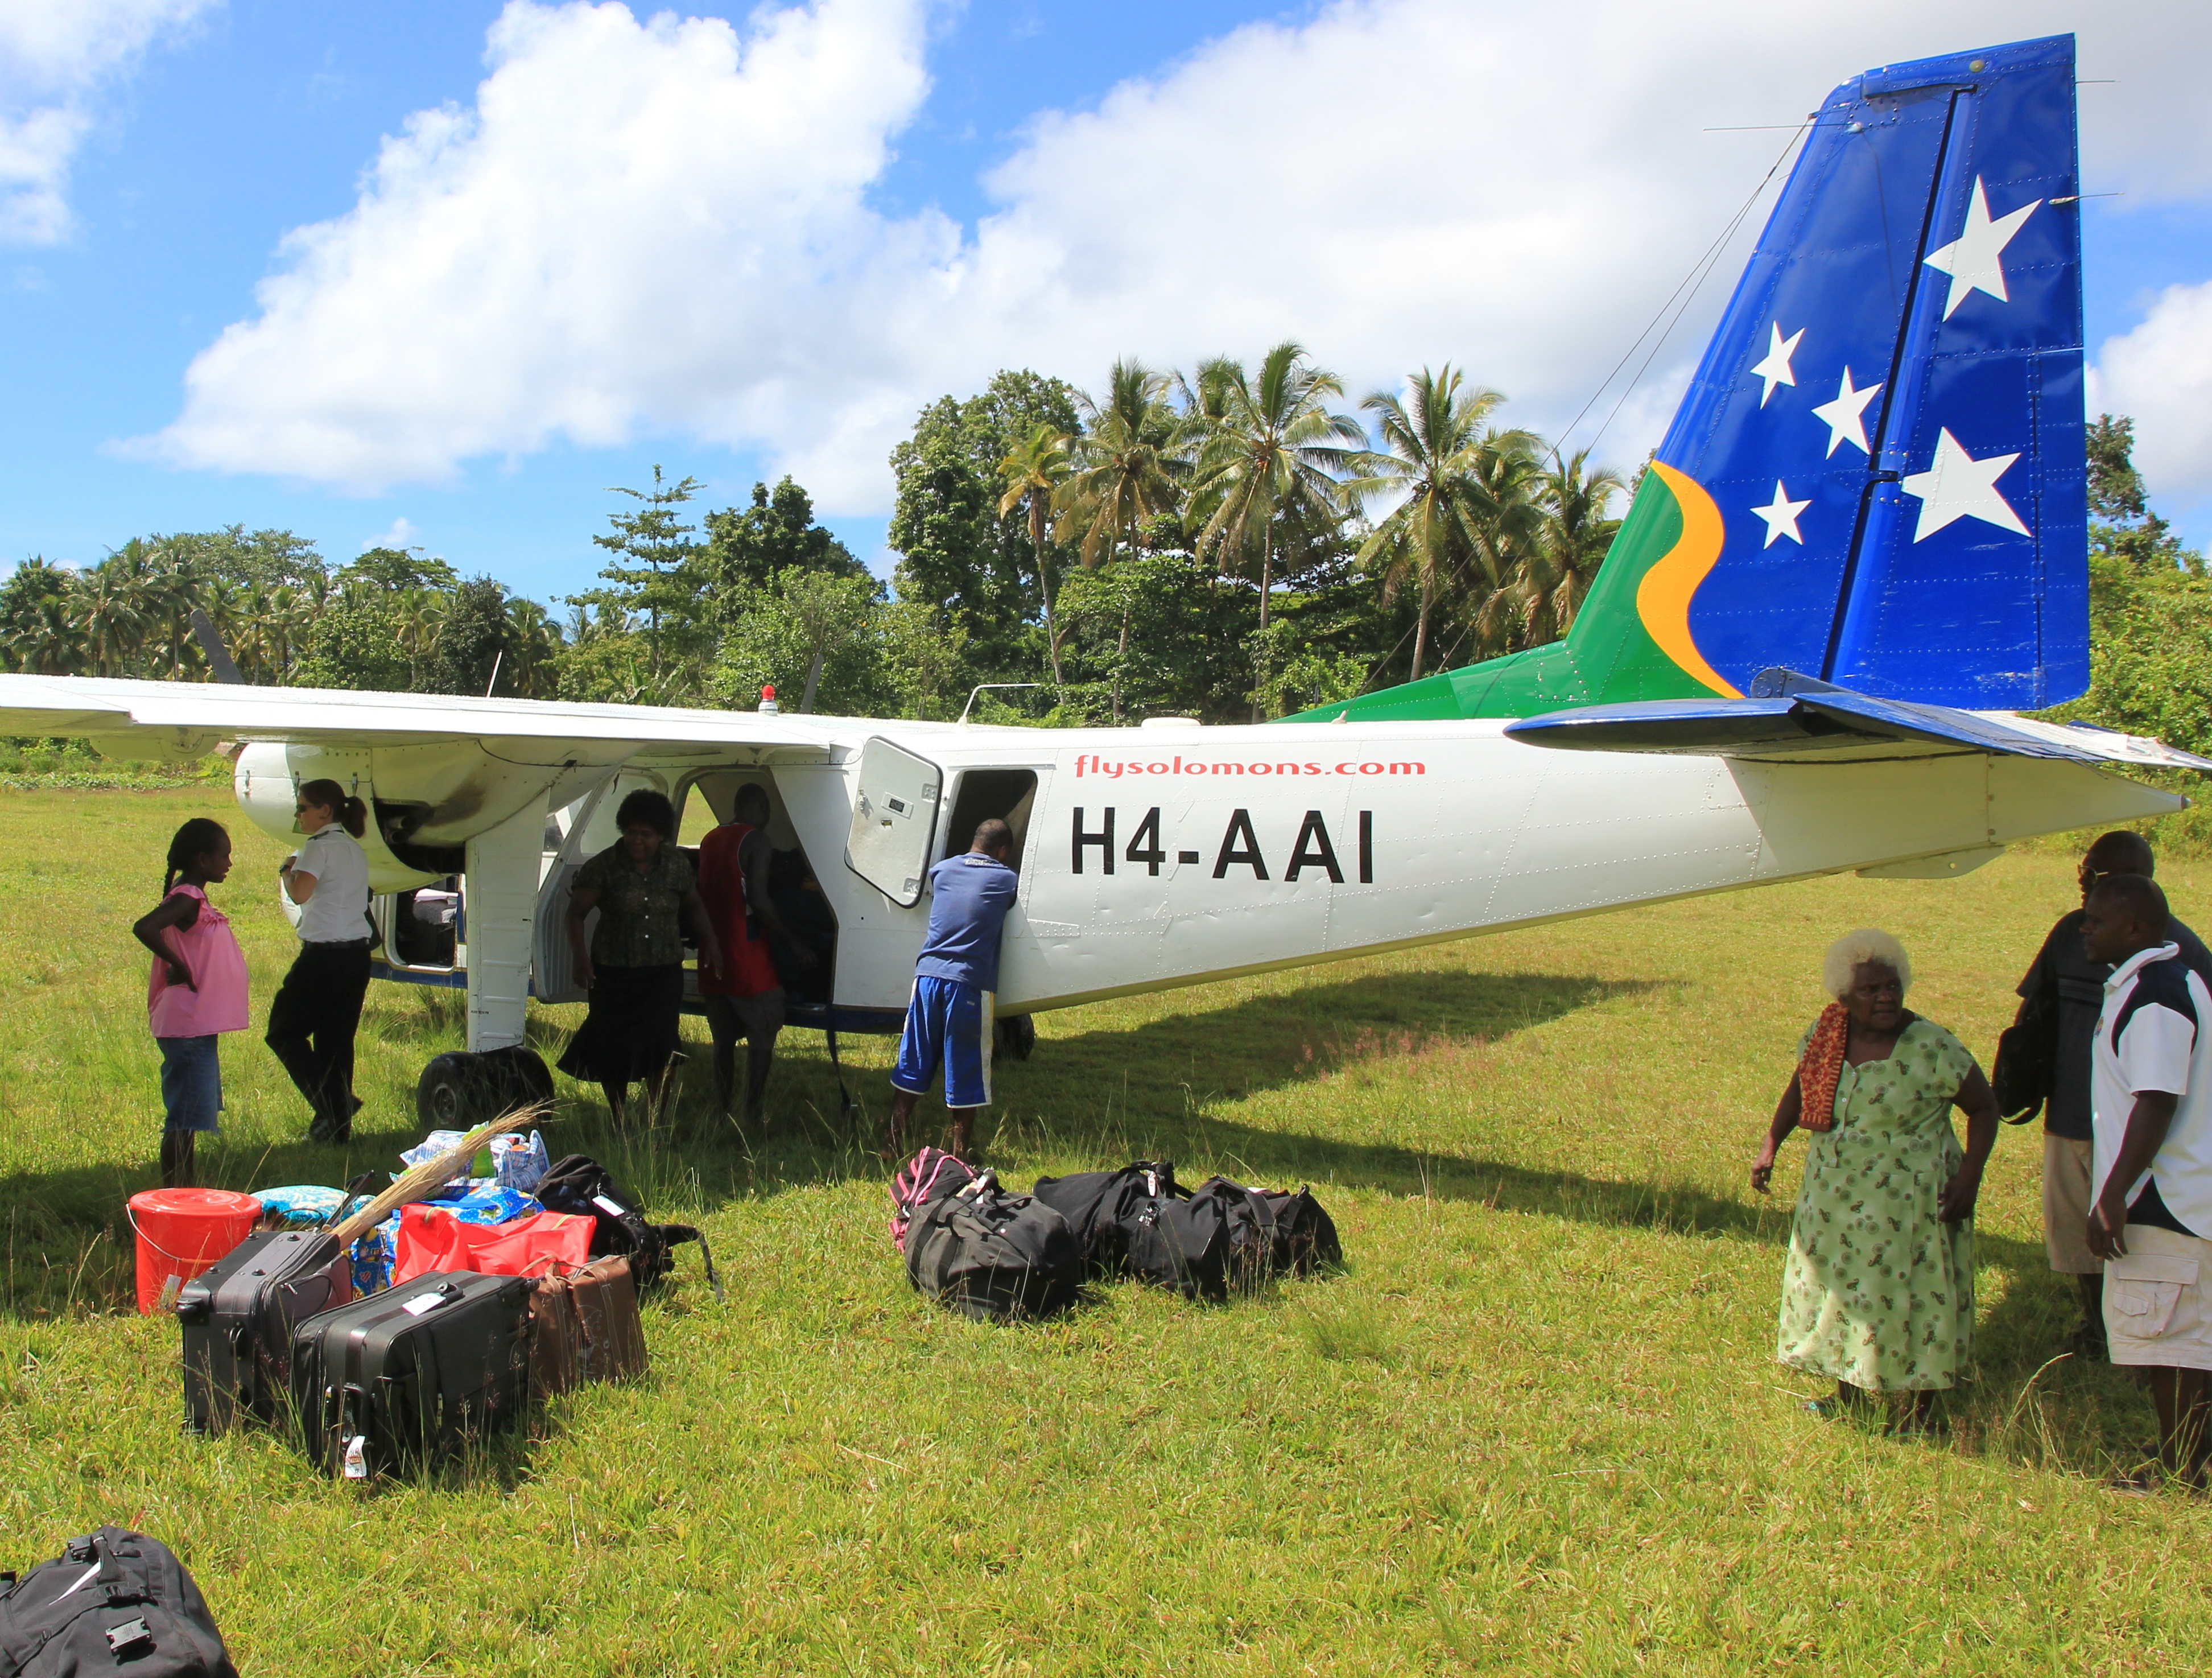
[1295,34,2086,723]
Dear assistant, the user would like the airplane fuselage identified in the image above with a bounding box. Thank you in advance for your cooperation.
[232,712,2178,1039]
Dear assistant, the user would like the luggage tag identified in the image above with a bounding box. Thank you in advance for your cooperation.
[399,1285,456,1317]
[342,1436,369,1479]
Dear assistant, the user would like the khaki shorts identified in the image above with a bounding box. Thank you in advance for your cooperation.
[701,987,786,1041]
[2105,1226,2212,1373]
[2043,1132,2101,1275]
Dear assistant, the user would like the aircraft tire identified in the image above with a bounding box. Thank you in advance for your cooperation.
[415,1046,556,1128]
[994,1014,1035,1062]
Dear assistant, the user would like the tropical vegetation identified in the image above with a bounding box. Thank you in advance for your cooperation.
[1,366,2202,749]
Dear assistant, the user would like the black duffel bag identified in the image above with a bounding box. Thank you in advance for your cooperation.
[1168,1176,1280,1301]
[1034,1160,1191,1290]
[905,1173,1082,1323]
[0,1527,238,1678]
[1253,1185,1343,1276]
[535,1154,723,1301]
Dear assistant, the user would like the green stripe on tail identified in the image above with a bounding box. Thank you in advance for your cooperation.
[1284,465,1734,723]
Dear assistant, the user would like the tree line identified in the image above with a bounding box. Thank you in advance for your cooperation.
[0,349,2201,743]
[0,344,1624,725]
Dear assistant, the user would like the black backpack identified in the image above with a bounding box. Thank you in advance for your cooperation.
[1991,979,2058,1124]
[0,1528,237,1678]
[904,1173,1082,1323]
[534,1155,723,1301]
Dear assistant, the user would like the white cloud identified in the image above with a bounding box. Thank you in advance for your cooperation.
[361,516,418,552]
[2094,280,2212,505]
[0,0,214,243]
[147,0,2212,509]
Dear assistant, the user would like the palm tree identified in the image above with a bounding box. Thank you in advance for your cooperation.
[1518,450,1627,645]
[71,558,149,679]
[997,422,1074,686]
[244,584,316,683]
[1342,367,1514,683]
[1464,431,1549,659]
[1183,342,1362,717]
[4,593,82,676]
[1055,359,1184,571]
[503,597,565,699]
[391,588,448,689]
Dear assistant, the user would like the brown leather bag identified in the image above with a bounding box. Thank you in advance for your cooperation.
[529,1254,649,1395]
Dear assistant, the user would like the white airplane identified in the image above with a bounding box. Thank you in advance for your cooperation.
[0,32,2198,1122]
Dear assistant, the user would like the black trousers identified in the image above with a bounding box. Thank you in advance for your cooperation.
[266,941,373,1130]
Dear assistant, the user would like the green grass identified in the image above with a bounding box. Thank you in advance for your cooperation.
[2,785,2209,1673]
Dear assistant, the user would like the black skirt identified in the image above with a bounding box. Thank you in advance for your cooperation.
[556,963,685,1085]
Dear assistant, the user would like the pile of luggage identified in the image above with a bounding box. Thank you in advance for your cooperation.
[176,1138,715,1481]
[891,1150,1341,1322]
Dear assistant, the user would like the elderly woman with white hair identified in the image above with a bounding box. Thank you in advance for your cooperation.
[1751,928,2000,1427]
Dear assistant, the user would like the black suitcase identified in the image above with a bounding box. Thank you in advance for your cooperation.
[288,1270,534,1478]
[175,1227,352,1435]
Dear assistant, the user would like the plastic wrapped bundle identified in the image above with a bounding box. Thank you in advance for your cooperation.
[252,1184,348,1226]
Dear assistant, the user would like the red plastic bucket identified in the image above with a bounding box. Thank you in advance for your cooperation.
[127,1188,262,1315]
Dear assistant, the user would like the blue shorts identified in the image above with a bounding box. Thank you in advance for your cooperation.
[890,977,994,1109]
[158,1034,223,1134]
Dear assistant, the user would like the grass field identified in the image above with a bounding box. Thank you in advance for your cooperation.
[2,785,2209,1675]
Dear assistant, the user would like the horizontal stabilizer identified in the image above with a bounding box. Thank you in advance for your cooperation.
[1504,669,2212,771]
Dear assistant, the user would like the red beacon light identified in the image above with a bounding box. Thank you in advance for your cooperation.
[758,683,779,715]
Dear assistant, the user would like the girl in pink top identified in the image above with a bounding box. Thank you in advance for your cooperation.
[131,819,250,1187]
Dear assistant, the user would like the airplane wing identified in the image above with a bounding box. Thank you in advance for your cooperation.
[1504,679,2212,773]
[0,673,873,760]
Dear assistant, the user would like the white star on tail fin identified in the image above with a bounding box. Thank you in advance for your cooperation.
[1751,481,1811,547]
[1900,429,2028,541]
[1810,368,1881,457]
[1923,178,2041,319]
[1750,321,1805,406]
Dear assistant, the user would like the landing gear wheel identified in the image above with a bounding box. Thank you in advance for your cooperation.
[993,1014,1036,1062]
[414,1046,556,1128]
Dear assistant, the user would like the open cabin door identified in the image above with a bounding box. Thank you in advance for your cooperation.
[531,768,662,1004]
[843,738,942,908]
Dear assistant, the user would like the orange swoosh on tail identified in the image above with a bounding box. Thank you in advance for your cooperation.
[1635,461,1740,698]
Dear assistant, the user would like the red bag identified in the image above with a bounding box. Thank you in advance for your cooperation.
[393,1205,595,1285]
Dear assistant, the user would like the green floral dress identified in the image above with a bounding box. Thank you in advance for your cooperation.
[1776,1016,1976,1392]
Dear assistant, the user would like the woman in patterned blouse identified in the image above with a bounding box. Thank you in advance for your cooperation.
[1750,929,2000,1431]
[559,789,722,1124]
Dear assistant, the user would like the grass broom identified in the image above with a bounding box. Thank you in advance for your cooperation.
[329,1103,551,1247]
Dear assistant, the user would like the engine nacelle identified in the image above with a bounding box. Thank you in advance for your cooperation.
[233,737,631,894]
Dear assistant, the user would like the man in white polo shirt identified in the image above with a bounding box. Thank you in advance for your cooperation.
[2084,873,2212,1487]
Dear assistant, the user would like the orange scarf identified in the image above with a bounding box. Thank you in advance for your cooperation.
[1797,1003,1850,1133]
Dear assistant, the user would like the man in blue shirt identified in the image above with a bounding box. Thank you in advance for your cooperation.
[889,818,1019,1161]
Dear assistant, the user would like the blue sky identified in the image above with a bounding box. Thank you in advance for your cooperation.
[4,0,2210,609]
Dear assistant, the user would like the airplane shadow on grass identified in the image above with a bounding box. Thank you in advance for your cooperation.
[0,960,2169,1485]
